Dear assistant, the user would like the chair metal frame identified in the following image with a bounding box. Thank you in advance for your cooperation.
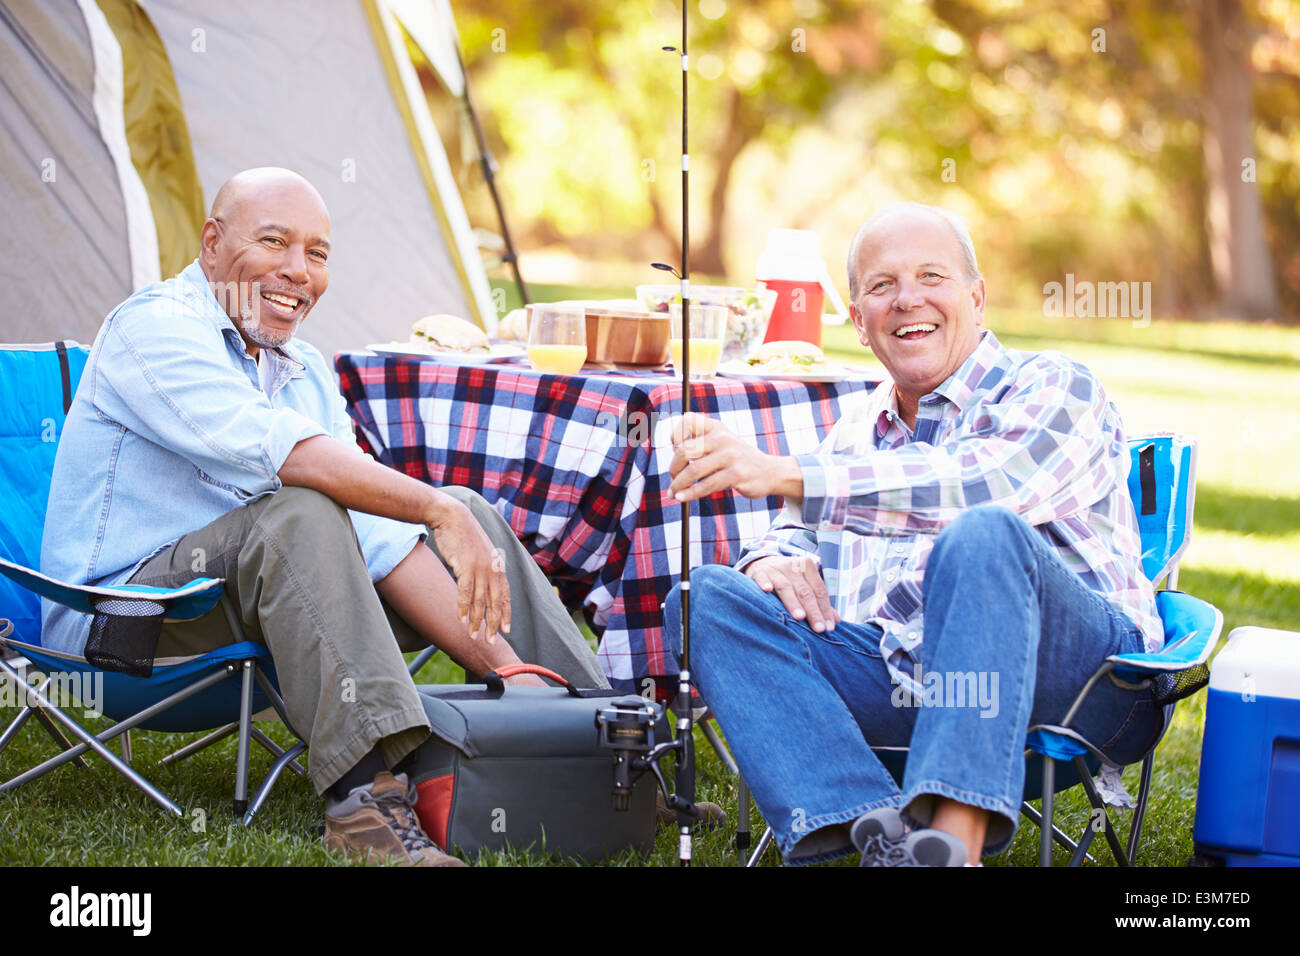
[0,594,309,825]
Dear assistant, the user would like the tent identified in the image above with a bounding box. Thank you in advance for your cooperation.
[1,0,499,357]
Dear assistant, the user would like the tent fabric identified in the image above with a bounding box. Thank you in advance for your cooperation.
[77,0,161,292]
[364,0,495,335]
[390,0,465,98]
[0,0,495,357]
[0,1,134,342]
[97,0,205,280]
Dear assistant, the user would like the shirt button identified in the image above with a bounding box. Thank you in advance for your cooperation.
[885,569,898,582]
[893,544,906,554]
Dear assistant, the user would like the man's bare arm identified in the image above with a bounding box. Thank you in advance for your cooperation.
[278,434,455,525]
[278,435,509,639]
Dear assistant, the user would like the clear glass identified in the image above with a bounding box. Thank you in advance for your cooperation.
[669,303,728,380]
[526,303,588,375]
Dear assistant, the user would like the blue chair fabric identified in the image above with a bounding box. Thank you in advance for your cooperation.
[0,342,304,821]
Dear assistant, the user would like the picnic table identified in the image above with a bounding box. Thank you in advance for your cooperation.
[336,352,876,693]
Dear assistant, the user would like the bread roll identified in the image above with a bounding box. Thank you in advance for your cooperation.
[497,307,530,342]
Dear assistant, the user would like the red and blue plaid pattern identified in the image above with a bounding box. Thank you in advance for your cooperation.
[336,353,875,691]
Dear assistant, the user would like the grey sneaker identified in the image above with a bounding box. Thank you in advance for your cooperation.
[851,807,967,867]
[324,771,466,867]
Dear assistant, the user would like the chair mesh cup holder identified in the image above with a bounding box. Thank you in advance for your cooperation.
[1109,665,1210,708]
[84,597,166,678]
[1151,665,1209,707]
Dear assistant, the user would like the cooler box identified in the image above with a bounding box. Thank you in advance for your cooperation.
[1193,626,1300,866]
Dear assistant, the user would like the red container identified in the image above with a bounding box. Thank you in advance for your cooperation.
[760,278,824,347]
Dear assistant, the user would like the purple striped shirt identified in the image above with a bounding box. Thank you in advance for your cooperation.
[737,330,1162,693]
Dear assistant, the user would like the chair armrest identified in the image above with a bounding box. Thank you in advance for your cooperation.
[1108,590,1222,677]
[0,557,224,622]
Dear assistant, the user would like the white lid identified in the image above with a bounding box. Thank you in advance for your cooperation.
[755,228,826,281]
[1209,626,1300,701]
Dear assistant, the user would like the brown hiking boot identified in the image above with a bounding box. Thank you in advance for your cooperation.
[324,771,466,867]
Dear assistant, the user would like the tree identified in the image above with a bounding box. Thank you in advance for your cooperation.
[1200,0,1280,317]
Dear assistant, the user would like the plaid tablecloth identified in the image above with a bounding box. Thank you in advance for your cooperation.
[337,352,876,692]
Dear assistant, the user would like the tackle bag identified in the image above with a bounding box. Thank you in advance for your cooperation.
[406,664,666,862]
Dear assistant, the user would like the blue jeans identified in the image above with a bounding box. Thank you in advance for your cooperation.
[663,506,1162,863]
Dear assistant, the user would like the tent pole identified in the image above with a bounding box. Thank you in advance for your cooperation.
[455,45,530,307]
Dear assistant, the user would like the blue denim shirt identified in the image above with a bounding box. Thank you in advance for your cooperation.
[40,260,425,653]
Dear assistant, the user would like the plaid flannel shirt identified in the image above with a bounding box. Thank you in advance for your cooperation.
[736,330,1163,695]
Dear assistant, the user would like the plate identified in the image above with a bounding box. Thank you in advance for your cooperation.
[368,342,525,365]
[716,361,855,384]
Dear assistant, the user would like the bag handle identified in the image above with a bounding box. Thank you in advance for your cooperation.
[482,664,582,698]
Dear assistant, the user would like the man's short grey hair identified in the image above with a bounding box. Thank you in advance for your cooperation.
[846,202,982,299]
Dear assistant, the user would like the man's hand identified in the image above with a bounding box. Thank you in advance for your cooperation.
[427,497,511,643]
[669,413,803,503]
[744,555,840,633]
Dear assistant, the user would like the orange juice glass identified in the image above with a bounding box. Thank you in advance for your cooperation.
[669,303,728,380]
[527,304,587,375]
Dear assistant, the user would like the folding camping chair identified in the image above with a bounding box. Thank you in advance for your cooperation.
[0,342,308,825]
[733,432,1220,866]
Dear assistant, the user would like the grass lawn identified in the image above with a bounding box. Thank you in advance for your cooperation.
[2,293,1295,867]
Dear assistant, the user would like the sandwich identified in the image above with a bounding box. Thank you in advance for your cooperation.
[410,314,491,353]
[742,339,828,373]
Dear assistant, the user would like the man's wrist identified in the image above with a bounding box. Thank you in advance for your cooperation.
[422,488,462,528]
[772,455,805,502]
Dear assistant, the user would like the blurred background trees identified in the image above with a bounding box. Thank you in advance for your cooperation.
[420,0,1299,320]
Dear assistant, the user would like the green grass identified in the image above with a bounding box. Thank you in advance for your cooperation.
[3,306,1296,867]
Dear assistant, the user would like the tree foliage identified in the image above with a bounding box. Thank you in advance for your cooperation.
[445,0,1299,318]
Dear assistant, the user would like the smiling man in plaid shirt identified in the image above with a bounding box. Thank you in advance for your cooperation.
[664,202,1163,866]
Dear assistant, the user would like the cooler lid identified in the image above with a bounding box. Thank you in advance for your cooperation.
[1208,626,1300,700]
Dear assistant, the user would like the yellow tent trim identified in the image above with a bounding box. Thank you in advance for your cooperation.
[95,0,205,281]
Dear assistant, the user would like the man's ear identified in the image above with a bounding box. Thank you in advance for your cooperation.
[969,277,986,329]
[199,218,222,264]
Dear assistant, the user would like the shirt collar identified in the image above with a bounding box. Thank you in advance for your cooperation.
[866,378,905,441]
[929,329,1005,413]
[866,328,1007,435]
[177,259,308,376]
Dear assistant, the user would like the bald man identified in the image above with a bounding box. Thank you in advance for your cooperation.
[40,167,607,867]
[662,202,1163,866]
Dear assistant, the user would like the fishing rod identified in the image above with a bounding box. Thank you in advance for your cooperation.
[598,4,700,868]
[654,1,697,867]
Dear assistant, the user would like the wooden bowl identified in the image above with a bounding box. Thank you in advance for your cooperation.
[583,307,669,365]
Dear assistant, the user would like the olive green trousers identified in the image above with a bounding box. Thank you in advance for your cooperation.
[130,485,607,794]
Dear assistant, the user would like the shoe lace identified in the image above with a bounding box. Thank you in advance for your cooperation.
[360,784,435,855]
[859,831,913,866]
[883,842,917,866]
